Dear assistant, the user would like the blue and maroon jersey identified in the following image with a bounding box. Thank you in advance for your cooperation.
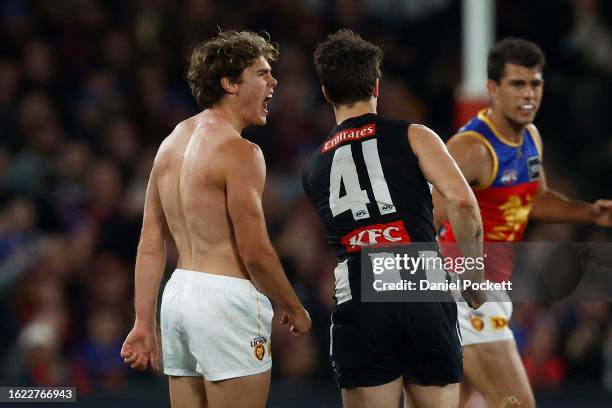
[439,109,542,281]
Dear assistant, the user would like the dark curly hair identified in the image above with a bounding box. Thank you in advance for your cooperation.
[487,38,545,83]
[313,29,383,105]
[187,31,279,109]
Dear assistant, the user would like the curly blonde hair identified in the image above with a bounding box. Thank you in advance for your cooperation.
[187,31,279,109]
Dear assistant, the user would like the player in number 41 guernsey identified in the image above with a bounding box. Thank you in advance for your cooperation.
[302,29,486,406]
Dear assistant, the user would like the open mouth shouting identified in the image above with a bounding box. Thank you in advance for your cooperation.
[263,92,273,115]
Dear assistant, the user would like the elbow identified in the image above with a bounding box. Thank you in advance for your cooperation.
[137,236,165,256]
[242,253,261,271]
[456,195,477,212]
[447,189,477,211]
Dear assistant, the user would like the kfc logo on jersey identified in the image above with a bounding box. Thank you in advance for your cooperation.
[322,124,376,153]
[501,168,518,185]
[341,220,411,253]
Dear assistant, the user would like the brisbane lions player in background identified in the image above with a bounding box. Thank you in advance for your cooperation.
[434,38,612,407]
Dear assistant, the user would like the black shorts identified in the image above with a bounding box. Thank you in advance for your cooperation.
[329,298,462,389]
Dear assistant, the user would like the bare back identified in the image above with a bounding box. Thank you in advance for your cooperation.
[154,112,250,279]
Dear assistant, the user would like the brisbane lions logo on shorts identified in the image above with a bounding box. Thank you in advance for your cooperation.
[468,311,485,332]
[491,316,508,330]
[251,336,268,361]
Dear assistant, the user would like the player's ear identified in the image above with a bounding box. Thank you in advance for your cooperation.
[372,78,379,98]
[486,79,498,98]
[321,86,333,104]
[221,77,239,95]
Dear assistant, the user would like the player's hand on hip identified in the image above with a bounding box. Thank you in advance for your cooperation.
[593,199,612,227]
[120,323,159,372]
[280,307,312,337]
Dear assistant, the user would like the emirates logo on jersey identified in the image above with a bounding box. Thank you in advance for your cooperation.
[341,220,411,253]
[322,124,376,153]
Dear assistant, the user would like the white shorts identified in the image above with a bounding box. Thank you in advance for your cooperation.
[160,269,273,381]
[457,291,514,346]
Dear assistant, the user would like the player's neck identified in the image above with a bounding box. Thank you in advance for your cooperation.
[487,108,525,144]
[209,102,248,133]
[333,99,377,125]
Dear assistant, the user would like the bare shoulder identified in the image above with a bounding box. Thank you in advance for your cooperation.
[446,130,491,160]
[211,131,262,167]
[406,124,454,162]
[219,137,263,161]
[407,124,445,148]
[217,136,266,182]
[218,138,266,194]
[527,123,544,154]
[406,123,488,160]
[527,123,542,142]
[152,122,190,171]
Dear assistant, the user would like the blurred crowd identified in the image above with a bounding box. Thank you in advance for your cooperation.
[1,0,611,399]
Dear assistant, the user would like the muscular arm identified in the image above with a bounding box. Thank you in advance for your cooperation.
[528,130,612,225]
[134,163,168,327]
[410,125,483,256]
[223,140,304,313]
[530,184,601,223]
[409,125,485,306]
[121,161,167,371]
[432,132,493,230]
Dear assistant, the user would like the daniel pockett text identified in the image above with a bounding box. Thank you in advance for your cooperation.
[369,252,512,292]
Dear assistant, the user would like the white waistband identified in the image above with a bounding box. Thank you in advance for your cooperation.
[171,269,257,294]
